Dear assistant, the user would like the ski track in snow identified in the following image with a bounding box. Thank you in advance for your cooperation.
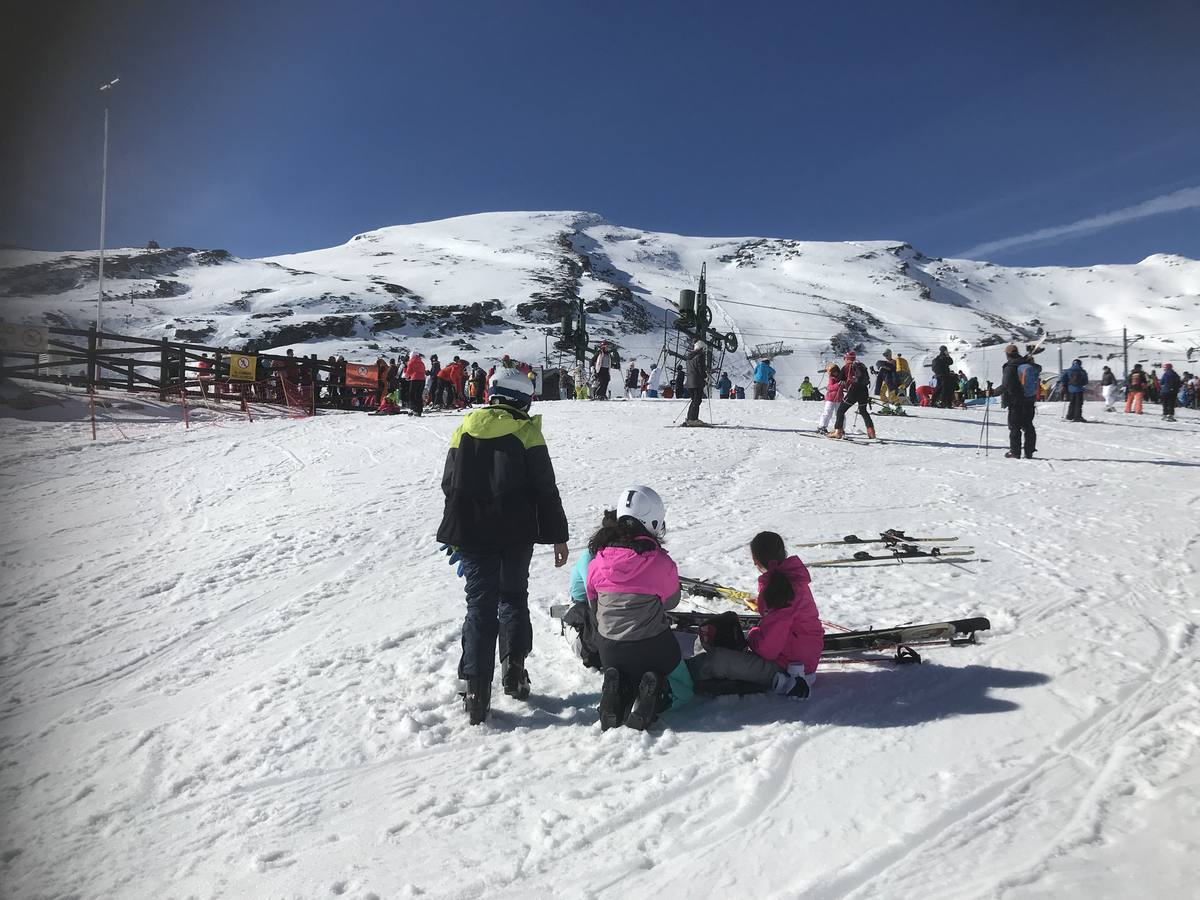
[1,389,1198,899]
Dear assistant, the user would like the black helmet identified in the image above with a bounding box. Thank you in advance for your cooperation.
[939,345,948,353]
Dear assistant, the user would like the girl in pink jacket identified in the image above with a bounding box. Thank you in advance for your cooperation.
[748,531,825,686]
[816,364,844,434]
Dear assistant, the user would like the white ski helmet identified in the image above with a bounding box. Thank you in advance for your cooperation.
[616,485,666,540]
[489,368,535,409]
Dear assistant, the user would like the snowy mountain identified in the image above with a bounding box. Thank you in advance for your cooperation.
[2,210,1197,391]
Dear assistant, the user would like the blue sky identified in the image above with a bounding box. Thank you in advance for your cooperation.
[2,0,1197,265]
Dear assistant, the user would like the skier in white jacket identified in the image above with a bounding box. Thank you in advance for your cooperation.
[646,363,664,398]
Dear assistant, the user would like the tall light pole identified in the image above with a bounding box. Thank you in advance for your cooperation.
[97,76,120,337]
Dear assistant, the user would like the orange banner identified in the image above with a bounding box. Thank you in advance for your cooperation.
[344,362,379,388]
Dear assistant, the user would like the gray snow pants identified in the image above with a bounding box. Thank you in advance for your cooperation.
[686,647,782,688]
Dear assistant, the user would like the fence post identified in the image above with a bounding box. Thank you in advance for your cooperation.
[87,324,98,393]
[214,350,223,403]
[159,338,169,400]
[177,347,187,397]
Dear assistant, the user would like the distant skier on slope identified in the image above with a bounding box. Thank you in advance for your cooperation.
[1159,363,1181,421]
[1060,359,1089,422]
[436,369,570,725]
[829,351,875,440]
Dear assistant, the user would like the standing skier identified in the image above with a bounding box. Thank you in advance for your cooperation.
[874,349,897,404]
[815,364,844,434]
[931,346,955,408]
[829,351,874,439]
[624,360,642,399]
[404,351,426,416]
[436,369,570,725]
[1159,362,1181,421]
[592,341,613,400]
[1061,359,1089,422]
[717,371,733,399]
[1001,343,1039,459]
[752,358,775,399]
[646,362,663,398]
[1100,366,1118,412]
[684,340,707,425]
[1124,364,1147,414]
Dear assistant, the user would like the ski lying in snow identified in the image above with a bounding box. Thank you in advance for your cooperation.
[794,530,959,549]
[795,432,879,445]
[665,610,991,662]
[808,547,974,567]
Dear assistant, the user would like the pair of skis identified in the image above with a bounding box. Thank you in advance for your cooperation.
[666,609,991,664]
[800,530,972,566]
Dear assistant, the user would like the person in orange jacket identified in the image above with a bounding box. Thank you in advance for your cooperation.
[438,357,465,408]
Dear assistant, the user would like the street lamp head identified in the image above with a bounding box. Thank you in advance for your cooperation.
[100,77,120,91]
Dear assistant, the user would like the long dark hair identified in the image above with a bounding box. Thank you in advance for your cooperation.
[589,510,660,555]
[751,531,794,611]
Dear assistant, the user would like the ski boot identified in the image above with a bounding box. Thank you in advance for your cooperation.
[866,427,877,439]
[599,668,624,732]
[816,426,828,435]
[501,654,530,700]
[827,429,844,440]
[623,671,663,732]
[463,678,492,726]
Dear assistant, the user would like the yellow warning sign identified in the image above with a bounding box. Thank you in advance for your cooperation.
[228,353,258,382]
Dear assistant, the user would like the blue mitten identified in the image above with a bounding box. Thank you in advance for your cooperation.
[439,543,465,577]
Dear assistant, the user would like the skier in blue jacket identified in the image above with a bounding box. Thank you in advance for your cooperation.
[716,372,733,398]
[752,359,775,400]
[1060,359,1089,422]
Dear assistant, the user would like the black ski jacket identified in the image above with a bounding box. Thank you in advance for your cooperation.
[685,348,706,389]
[436,404,569,552]
[932,351,954,377]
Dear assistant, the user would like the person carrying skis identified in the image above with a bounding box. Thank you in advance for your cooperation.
[586,486,682,731]
[752,358,775,400]
[816,363,843,434]
[717,371,733,399]
[592,341,613,400]
[1125,363,1147,414]
[931,346,955,408]
[436,369,570,725]
[1159,362,1181,421]
[829,351,874,439]
[684,340,707,425]
[685,531,821,698]
[1001,343,1039,459]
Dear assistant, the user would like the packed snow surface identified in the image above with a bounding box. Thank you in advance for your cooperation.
[1,385,1198,899]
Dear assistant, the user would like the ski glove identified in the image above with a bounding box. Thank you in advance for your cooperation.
[439,543,465,578]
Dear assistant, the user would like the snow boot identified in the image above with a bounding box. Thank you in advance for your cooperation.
[463,678,491,726]
[1004,451,1020,459]
[623,672,663,732]
[599,668,624,732]
[501,655,530,701]
[866,426,877,439]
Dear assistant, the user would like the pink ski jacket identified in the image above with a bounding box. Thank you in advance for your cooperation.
[747,556,825,674]
[585,539,681,641]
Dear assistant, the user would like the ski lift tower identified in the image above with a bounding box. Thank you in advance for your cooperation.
[662,262,740,390]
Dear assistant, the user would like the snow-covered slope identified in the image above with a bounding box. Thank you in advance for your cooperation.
[2,211,1198,393]
[1,385,1198,898]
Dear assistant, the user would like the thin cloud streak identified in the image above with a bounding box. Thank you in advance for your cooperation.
[957,185,1200,259]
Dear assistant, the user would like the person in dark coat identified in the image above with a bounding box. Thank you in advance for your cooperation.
[1159,362,1181,421]
[436,369,570,724]
[683,340,708,424]
[931,346,955,408]
[830,351,875,439]
[1001,343,1039,459]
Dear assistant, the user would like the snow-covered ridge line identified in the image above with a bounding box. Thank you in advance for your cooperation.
[1,210,1196,391]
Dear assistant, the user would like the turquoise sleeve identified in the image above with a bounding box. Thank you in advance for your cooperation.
[569,550,593,603]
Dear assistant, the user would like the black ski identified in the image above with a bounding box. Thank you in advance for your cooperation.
[808,546,974,567]
[795,530,959,549]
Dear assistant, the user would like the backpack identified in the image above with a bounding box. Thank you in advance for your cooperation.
[1018,363,1039,398]
[1068,368,1084,387]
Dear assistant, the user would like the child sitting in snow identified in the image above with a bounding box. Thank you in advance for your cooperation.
[685,531,822,697]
